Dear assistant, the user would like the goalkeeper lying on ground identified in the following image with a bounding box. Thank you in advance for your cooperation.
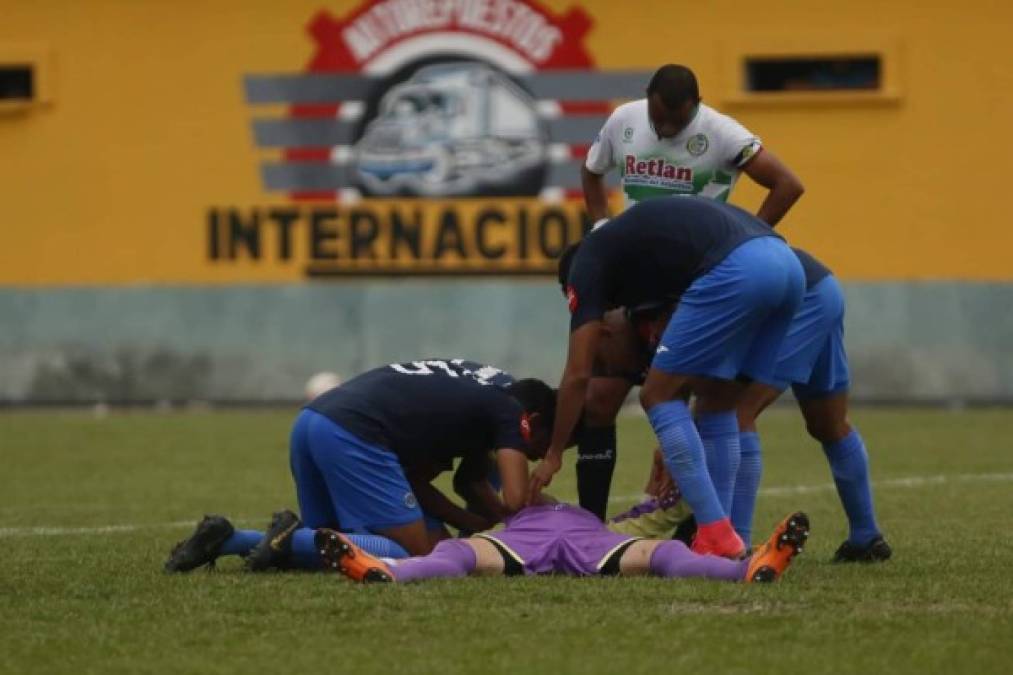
[316,501,809,584]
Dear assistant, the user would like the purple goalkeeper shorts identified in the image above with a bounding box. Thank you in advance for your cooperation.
[475,504,639,576]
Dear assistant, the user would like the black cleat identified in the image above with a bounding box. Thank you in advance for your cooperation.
[245,509,302,572]
[833,536,892,563]
[164,515,234,573]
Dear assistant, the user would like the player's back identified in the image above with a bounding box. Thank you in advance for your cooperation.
[572,197,779,311]
[306,359,522,466]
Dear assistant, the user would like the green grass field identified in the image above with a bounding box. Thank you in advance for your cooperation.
[2,407,1012,674]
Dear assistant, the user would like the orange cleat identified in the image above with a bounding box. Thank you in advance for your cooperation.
[315,529,395,583]
[745,511,810,583]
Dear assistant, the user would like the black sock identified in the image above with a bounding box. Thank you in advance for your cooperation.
[576,425,617,520]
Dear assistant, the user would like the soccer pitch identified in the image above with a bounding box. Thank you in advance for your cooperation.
[2,407,1011,675]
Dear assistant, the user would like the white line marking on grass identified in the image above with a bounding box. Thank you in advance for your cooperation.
[3,472,1012,538]
[606,471,1013,503]
[0,521,196,538]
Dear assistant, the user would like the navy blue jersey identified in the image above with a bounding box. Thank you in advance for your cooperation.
[792,247,832,289]
[306,359,524,467]
[566,197,780,331]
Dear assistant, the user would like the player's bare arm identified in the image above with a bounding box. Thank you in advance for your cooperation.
[453,453,509,525]
[581,164,610,222]
[405,464,494,534]
[530,320,601,499]
[496,447,534,512]
[742,148,805,226]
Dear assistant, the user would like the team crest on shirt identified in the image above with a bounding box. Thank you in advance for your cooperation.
[622,126,634,142]
[686,133,709,156]
[404,492,418,509]
[566,285,578,313]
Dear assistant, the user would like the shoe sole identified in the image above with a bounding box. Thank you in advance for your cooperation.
[315,530,393,583]
[748,511,810,583]
[776,512,810,556]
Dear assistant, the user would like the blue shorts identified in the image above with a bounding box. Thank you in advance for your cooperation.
[652,236,805,385]
[770,275,851,399]
[289,409,423,532]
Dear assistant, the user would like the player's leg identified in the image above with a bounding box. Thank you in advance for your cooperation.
[318,531,505,583]
[614,510,808,583]
[618,539,749,581]
[797,393,889,561]
[731,383,782,547]
[165,410,323,572]
[642,237,802,558]
[577,376,632,520]
[305,410,435,556]
[792,276,889,562]
[641,368,742,556]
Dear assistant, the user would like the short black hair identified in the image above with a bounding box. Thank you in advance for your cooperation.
[557,242,581,295]
[646,64,700,109]
[507,378,556,429]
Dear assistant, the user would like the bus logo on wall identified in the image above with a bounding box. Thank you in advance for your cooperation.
[208,0,652,276]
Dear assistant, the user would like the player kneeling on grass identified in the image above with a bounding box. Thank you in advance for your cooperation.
[315,503,809,585]
[165,359,556,573]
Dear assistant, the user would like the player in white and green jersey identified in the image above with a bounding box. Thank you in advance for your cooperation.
[573,64,805,521]
[582,64,804,226]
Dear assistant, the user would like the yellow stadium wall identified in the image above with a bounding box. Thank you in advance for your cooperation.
[2,0,1013,285]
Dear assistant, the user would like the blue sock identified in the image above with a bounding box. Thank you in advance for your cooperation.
[647,400,726,525]
[823,429,881,546]
[346,533,410,559]
[218,529,263,557]
[730,432,763,548]
[697,411,741,515]
[290,528,323,569]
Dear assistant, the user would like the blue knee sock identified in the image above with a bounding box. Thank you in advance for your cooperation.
[647,400,726,525]
[347,533,410,559]
[823,429,881,546]
[697,411,741,515]
[220,528,410,569]
[287,529,410,569]
[730,432,763,548]
[219,529,263,557]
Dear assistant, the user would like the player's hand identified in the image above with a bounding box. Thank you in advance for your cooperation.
[645,448,674,498]
[528,451,562,504]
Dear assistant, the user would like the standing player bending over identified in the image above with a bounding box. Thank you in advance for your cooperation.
[575,64,805,520]
[165,360,555,573]
[531,197,804,559]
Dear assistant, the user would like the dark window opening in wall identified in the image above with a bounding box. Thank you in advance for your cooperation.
[746,56,880,92]
[0,66,34,101]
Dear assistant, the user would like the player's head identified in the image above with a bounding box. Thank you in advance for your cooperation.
[646,64,701,139]
[557,242,581,294]
[505,378,556,460]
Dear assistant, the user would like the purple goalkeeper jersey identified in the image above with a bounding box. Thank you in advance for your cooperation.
[476,504,638,576]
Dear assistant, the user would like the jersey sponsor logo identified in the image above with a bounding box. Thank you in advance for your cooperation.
[566,285,578,312]
[686,133,709,157]
[623,155,694,185]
